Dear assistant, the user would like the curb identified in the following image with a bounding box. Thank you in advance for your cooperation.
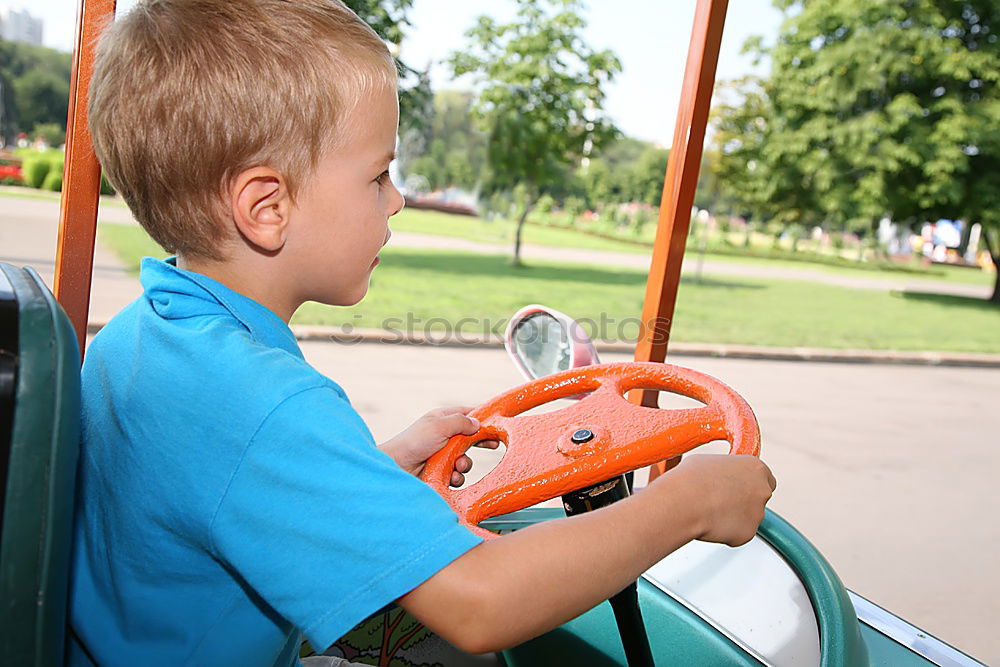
[86,321,1000,369]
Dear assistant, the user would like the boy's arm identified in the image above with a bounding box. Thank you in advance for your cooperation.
[398,454,775,655]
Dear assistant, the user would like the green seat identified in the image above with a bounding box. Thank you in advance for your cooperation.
[0,263,82,667]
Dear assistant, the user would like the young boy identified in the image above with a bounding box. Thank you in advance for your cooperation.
[70,1,776,665]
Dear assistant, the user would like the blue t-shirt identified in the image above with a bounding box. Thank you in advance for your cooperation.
[69,258,481,666]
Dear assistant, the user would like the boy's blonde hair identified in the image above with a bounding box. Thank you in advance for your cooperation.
[89,0,396,260]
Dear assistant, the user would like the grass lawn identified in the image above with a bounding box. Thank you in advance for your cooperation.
[99,222,1000,353]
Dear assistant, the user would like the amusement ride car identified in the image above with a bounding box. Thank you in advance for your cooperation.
[0,0,987,665]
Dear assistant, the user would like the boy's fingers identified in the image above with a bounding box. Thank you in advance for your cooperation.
[450,470,465,487]
[455,455,472,473]
[427,406,475,418]
[473,439,501,449]
[436,413,479,436]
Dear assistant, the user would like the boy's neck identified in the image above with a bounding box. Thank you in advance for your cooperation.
[177,253,300,323]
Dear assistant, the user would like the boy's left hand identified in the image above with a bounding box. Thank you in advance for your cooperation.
[380,406,500,487]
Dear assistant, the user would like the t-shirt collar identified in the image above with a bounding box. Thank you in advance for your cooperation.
[139,257,303,358]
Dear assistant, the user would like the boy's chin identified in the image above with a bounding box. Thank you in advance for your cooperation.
[340,293,367,307]
[324,283,370,308]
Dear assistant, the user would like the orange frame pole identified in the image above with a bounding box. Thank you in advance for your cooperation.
[634,0,729,480]
[54,0,117,358]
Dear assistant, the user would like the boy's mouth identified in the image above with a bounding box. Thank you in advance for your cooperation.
[371,232,391,268]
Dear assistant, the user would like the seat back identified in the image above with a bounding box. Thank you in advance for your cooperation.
[0,263,81,667]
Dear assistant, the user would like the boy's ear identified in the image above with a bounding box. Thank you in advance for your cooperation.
[230,167,291,253]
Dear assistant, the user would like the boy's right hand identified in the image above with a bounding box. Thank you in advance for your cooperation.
[656,454,776,547]
[400,452,776,653]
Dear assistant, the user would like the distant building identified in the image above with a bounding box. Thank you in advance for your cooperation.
[0,6,43,46]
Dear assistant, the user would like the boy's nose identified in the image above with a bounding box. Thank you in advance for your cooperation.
[390,183,405,216]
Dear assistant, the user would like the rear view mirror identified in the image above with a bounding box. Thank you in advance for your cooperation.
[509,311,570,379]
[504,305,600,381]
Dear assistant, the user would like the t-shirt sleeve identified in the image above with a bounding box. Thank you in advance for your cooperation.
[208,386,483,649]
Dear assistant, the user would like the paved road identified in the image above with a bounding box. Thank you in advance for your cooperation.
[3,191,999,661]
[0,194,141,321]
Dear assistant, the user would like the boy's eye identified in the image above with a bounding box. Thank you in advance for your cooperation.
[376,170,391,185]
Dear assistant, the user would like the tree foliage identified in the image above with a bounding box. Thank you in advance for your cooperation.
[711,0,1000,301]
[572,140,668,211]
[404,90,488,192]
[342,0,431,137]
[0,41,72,144]
[448,0,621,264]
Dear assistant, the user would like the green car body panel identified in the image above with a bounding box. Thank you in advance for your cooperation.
[485,508,945,666]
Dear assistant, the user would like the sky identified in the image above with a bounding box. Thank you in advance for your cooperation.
[3,0,785,146]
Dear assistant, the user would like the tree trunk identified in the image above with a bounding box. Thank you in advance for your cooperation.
[512,196,537,267]
[958,219,972,257]
[991,263,1000,305]
[980,228,1000,304]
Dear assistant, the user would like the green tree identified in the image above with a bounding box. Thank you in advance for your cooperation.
[30,121,65,148]
[399,90,489,192]
[449,0,621,265]
[578,135,668,210]
[12,69,68,134]
[431,91,488,190]
[598,135,650,167]
[694,149,723,213]
[0,68,16,144]
[343,0,411,44]
[343,0,432,138]
[400,90,487,192]
[711,75,828,230]
[714,0,1000,301]
[0,41,72,142]
[577,158,615,210]
[628,145,670,206]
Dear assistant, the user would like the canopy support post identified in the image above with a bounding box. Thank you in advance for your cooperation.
[633,0,729,481]
[54,0,117,359]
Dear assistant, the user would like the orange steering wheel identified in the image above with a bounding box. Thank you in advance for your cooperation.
[421,362,760,539]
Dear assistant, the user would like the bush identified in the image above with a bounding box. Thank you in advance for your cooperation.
[533,194,555,225]
[598,204,626,233]
[30,122,66,149]
[100,172,116,196]
[718,216,734,245]
[486,191,512,219]
[21,157,51,188]
[562,196,585,226]
[632,207,653,236]
[42,169,63,192]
